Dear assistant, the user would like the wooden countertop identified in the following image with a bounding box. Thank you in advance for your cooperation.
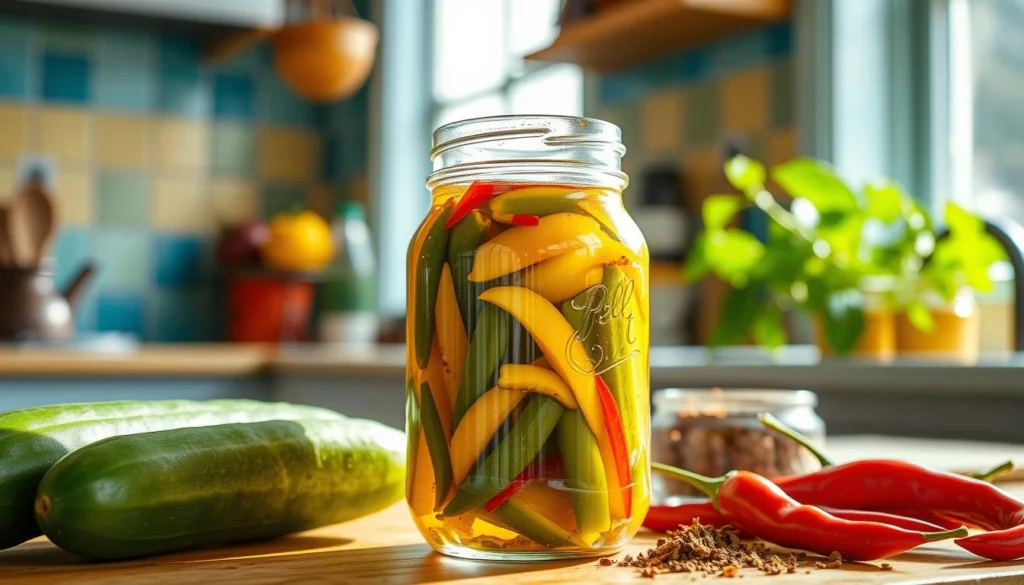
[0,345,277,377]
[0,344,407,378]
[2,498,1024,585]
[5,344,1024,392]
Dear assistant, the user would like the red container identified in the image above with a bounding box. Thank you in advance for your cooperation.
[227,274,314,342]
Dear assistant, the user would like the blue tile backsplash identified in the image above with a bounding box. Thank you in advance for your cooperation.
[213,72,255,120]
[96,293,146,338]
[95,33,156,111]
[152,235,206,288]
[0,3,379,342]
[41,52,91,103]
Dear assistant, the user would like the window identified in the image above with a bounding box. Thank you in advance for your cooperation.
[431,0,583,128]
[952,0,1024,227]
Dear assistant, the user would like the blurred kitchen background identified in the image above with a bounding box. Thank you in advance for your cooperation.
[1,0,1024,455]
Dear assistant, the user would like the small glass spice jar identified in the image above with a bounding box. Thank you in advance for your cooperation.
[651,389,824,505]
[406,115,650,560]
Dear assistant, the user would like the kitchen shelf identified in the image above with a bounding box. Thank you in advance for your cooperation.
[526,0,791,72]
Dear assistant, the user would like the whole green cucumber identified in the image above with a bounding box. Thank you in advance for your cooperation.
[36,418,405,561]
[0,399,344,550]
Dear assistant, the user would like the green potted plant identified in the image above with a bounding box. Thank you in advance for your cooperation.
[688,155,1003,358]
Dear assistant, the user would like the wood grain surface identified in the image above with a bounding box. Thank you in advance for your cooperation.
[2,501,1024,585]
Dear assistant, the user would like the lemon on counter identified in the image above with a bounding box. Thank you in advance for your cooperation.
[261,210,334,272]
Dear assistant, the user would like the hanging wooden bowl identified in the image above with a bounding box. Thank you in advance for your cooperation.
[272,17,379,102]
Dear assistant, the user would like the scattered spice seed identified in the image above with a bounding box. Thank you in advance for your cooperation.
[600,520,845,579]
[880,563,893,571]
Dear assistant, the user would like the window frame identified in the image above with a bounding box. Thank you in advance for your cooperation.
[428,0,582,127]
[796,0,950,211]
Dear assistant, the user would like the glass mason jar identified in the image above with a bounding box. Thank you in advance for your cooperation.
[405,115,650,560]
[651,389,825,505]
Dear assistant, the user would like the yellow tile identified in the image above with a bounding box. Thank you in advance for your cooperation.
[0,165,15,203]
[209,177,257,226]
[767,127,797,167]
[96,114,151,169]
[0,102,29,161]
[55,169,93,225]
[682,145,724,209]
[153,175,212,233]
[36,107,93,167]
[640,88,684,155]
[258,128,321,182]
[722,68,768,134]
[154,118,208,173]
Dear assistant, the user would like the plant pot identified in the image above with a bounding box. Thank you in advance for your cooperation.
[814,307,896,360]
[895,295,980,363]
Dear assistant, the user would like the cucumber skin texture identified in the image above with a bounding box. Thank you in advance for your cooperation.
[36,418,405,561]
[0,399,344,550]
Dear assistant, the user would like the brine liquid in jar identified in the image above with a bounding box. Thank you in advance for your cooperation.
[406,115,650,560]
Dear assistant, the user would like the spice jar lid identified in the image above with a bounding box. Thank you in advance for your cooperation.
[653,388,817,416]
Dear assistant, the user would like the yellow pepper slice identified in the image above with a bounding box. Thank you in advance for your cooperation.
[468,213,603,283]
[514,222,645,319]
[523,253,604,304]
[478,287,602,439]
[408,427,435,517]
[435,263,467,408]
[496,364,578,409]
[449,386,528,488]
[422,338,452,438]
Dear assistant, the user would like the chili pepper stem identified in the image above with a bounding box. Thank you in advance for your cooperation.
[757,412,833,467]
[971,460,1014,482]
[922,527,969,541]
[651,462,727,506]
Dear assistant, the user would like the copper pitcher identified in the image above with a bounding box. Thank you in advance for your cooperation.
[0,262,94,341]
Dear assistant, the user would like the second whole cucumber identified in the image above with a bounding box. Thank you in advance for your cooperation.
[0,399,344,550]
[36,418,406,561]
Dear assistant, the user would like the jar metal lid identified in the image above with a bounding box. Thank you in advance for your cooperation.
[653,388,818,415]
[427,115,628,190]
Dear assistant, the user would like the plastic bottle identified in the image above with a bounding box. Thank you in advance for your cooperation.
[318,202,378,344]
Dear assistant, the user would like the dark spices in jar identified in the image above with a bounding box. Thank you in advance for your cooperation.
[651,389,825,504]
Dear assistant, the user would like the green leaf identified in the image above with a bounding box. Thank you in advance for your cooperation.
[944,202,984,237]
[863,180,905,222]
[705,229,766,286]
[702,194,744,231]
[752,238,812,285]
[753,308,787,348]
[822,288,865,354]
[772,158,858,212]
[906,301,935,333]
[685,236,710,281]
[712,285,761,346]
[724,155,766,192]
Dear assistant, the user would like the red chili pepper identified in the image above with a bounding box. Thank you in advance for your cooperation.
[871,508,968,531]
[775,460,1024,531]
[507,214,539,227]
[596,375,632,518]
[445,182,512,230]
[644,502,727,532]
[644,502,945,534]
[484,454,564,513]
[821,508,947,533]
[956,525,1024,561]
[654,464,967,561]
